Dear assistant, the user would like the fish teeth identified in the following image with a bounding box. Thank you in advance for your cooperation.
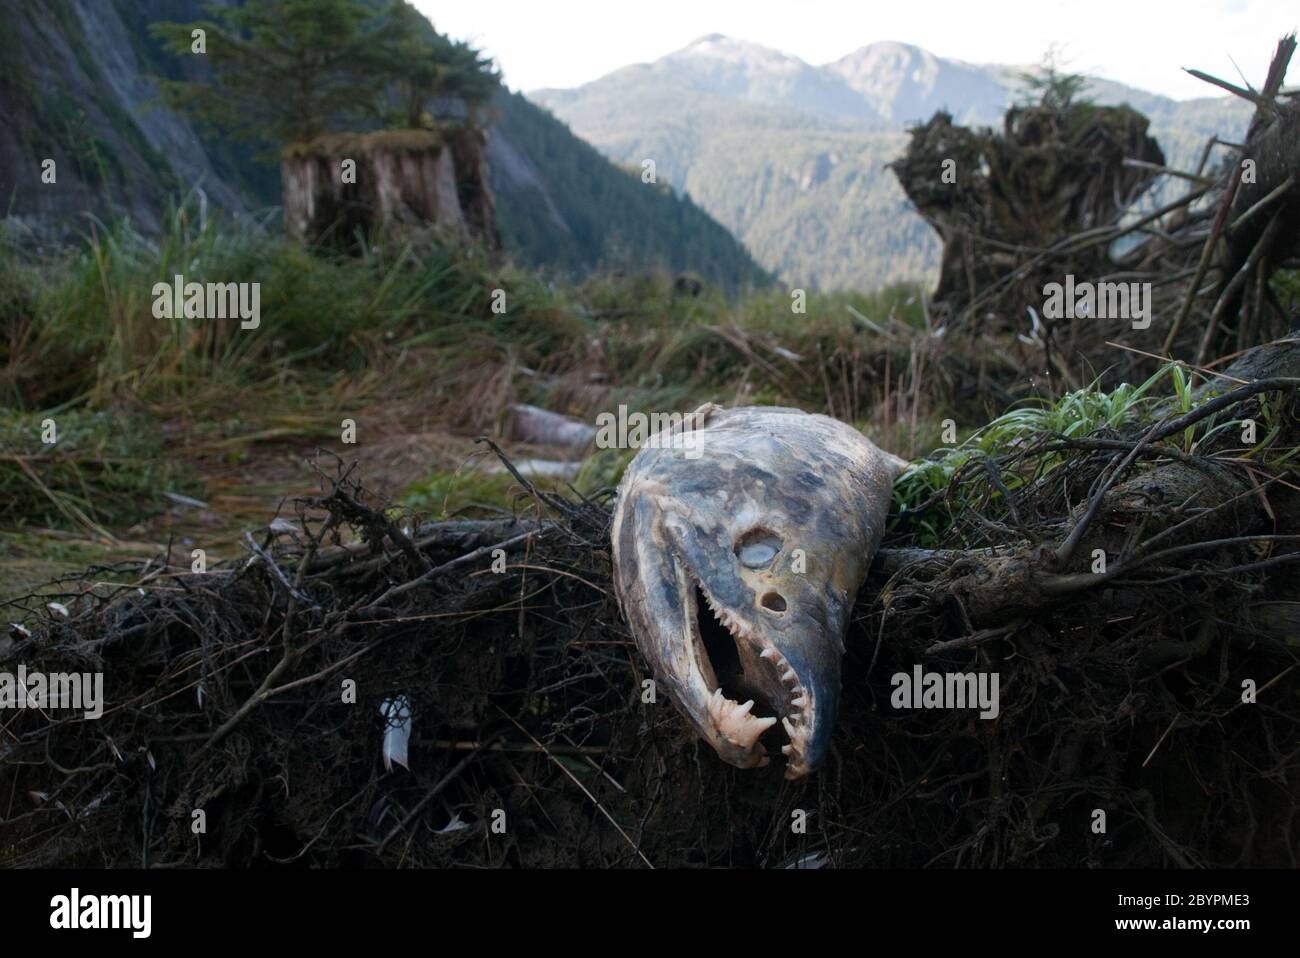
[695,588,805,764]
[714,692,733,716]
[718,712,778,749]
[709,687,778,751]
[698,588,753,642]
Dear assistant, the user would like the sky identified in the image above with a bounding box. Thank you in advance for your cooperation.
[414,0,1297,100]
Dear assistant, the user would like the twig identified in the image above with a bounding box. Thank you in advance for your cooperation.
[1227,174,1295,236]
[1162,160,1245,354]
[1196,210,1284,364]
[376,732,502,854]
[499,710,653,868]
[925,622,1021,654]
[1183,68,1280,113]
[242,532,317,608]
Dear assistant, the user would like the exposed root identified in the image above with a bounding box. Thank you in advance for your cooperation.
[2,374,1299,868]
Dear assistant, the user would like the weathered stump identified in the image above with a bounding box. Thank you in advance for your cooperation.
[281,128,499,250]
[890,104,1164,321]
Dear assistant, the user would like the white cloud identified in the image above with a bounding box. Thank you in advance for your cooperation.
[414,0,1297,99]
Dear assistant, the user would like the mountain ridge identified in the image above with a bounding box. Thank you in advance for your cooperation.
[537,34,1238,127]
[530,34,1252,290]
[0,1,766,292]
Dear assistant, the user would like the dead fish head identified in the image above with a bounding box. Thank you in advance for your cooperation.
[612,405,904,779]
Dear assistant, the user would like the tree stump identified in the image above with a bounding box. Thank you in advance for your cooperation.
[890,104,1164,321]
[281,128,499,250]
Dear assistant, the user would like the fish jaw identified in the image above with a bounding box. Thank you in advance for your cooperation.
[613,491,777,769]
[614,486,846,778]
[666,499,850,778]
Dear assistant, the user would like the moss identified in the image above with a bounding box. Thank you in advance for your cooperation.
[400,468,533,519]
[283,129,444,160]
[1270,268,1300,310]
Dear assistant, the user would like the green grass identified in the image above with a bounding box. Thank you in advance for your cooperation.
[887,362,1280,545]
[0,196,1063,544]
[895,366,1176,505]
[1,194,933,415]
[0,408,197,535]
[0,195,949,550]
[400,467,529,519]
[8,199,1293,591]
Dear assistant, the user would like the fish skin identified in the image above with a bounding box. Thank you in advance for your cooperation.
[611,404,905,779]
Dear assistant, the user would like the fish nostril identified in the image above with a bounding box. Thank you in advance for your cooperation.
[760,592,787,613]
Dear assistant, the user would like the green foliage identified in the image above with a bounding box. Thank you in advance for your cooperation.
[384,1,501,128]
[890,365,1228,544]
[1270,268,1300,313]
[0,195,505,410]
[400,448,635,518]
[400,467,523,519]
[491,90,772,294]
[149,0,502,149]
[1016,46,1091,111]
[0,409,195,534]
[149,0,408,145]
[572,447,636,494]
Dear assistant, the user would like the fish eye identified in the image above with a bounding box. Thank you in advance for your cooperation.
[735,529,782,569]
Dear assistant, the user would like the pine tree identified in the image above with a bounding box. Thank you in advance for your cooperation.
[1016,46,1090,112]
[150,0,407,146]
[385,2,501,128]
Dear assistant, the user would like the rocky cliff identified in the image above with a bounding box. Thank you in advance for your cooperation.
[0,0,270,236]
[0,0,766,291]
